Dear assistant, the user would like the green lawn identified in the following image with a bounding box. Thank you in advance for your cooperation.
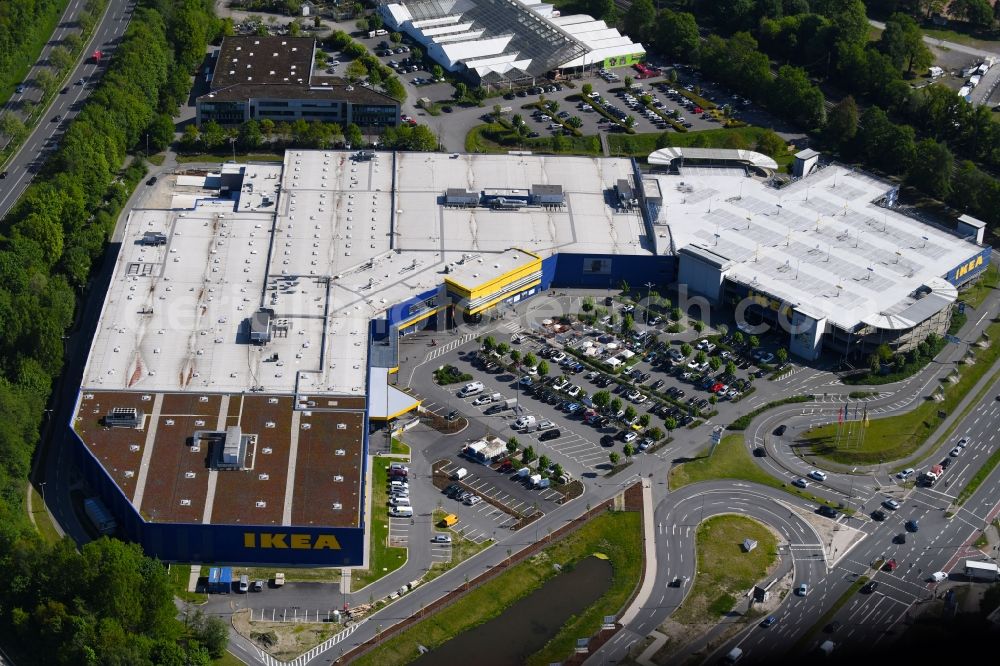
[28,484,61,545]
[353,457,408,590]
[673,515,778,624]
[215,652,248,666]
[174,152,284,163]
[669,435,844,509]
[352,511,642,666]
[607,126,796,169]
[800,320,1000,465]
[920,26,998,49]
[961,263,999,310]
[236,566,340,584]
[390,437,411,457]
[167,563,207,604]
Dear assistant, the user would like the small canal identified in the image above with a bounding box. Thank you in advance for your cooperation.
[412,555,614,666]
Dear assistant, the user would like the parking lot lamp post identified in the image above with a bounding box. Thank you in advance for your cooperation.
[644,282,655,326]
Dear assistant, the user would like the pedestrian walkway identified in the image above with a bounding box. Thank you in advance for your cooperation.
[617,478,655,626]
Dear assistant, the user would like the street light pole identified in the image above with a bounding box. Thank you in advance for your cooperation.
[644,281,655,327]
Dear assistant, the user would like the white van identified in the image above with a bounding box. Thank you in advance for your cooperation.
[452,467,468,481]
[391,506,413,518]
[459,381,484,397]
[513,415,537,430]
[390,496,411,507]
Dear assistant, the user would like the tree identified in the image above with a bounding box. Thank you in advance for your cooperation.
[524,353,537,368]
[582,296,594,312]
[482,335,496,352]
[951,0,995,30]
[621,314,634,336]
[510,350,521,365]
[749,335,760,349]
[593,390,611,408]
[179,124,200,152]
[907,139,954,199]
[50,45,75,72]
[609,451,620,466]
[507,436,519,453]
[200,120,227,150]
[552,463,565,480]
[623,0,656,43]
[537,360,549,377]
[776,348,789,364]
[35,69,59,96]
[346,59,368,82]
[671,306,682,321]
[383,76,407,102]
[0,113,29,144]
[624,75,634,90]
[880,13,932,74]
[623,443,636,460]
[825,95,858,148]
[610,397,623,414]
[624,115,636,130]
[664,416,677,432]
[639,413,651,427]
[582,83,593,97]
[431,64,444,80]
[625,405,637,422]
[726,361,738,376]
[453,82,468,101]
[145,114,175,153]
[709,356,722,371]
[238,119,263,150]
[693,320,705,333]
[190,612,228,659]
[754,130,786,159]
[654,10,700,62]
[497,342,510,356]
[522,445,537,463]
[680,343,693,357]
[344,123,364,147]
[695,350,707,364]
[732,331,744,346]
[538,454,551,471]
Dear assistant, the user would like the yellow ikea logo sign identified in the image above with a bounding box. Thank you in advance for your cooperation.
[244,533,342,550]
[954,255,984,280]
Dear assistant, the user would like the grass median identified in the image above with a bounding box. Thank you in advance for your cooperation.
[673,515,778,625]
[353,456,408,590]
[799,321,1000,465]
[669,434,845,510]
[352,510,642,666]
[27,483,61,545]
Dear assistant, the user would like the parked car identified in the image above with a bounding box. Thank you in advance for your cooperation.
[432,534,452,543]
[861,581,879,594]
[539,428,561,441]
[882,499,900,510]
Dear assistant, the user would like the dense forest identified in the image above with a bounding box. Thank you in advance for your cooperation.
[0,1,230,663]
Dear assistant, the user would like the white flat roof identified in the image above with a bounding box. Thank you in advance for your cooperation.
[656,164,978,330]
[84,151,652,397]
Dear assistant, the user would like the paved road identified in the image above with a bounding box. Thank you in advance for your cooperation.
[867,18,1000,60]
[0,0,136,221]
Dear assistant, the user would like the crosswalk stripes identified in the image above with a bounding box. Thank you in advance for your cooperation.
[423,332,479,362]
[501,320,522,333]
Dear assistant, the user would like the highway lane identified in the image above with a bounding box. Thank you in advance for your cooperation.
[588,482,828,665]
[0,0,136,221]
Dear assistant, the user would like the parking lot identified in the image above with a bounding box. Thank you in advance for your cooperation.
[433,458,563,544]
[407,290,799,472]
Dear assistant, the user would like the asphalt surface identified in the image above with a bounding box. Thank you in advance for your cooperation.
[0,0,136,221]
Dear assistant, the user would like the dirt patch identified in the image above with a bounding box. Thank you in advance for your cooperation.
[232,609,341,661]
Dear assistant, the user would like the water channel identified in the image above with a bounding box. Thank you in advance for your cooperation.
[412,555,614,666]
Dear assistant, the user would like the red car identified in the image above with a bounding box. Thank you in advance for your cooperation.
[693,106,703,114]
[710,382,725,393]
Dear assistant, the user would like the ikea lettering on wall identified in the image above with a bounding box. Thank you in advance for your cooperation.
[244,532,342,549]
[954,255,984,281]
